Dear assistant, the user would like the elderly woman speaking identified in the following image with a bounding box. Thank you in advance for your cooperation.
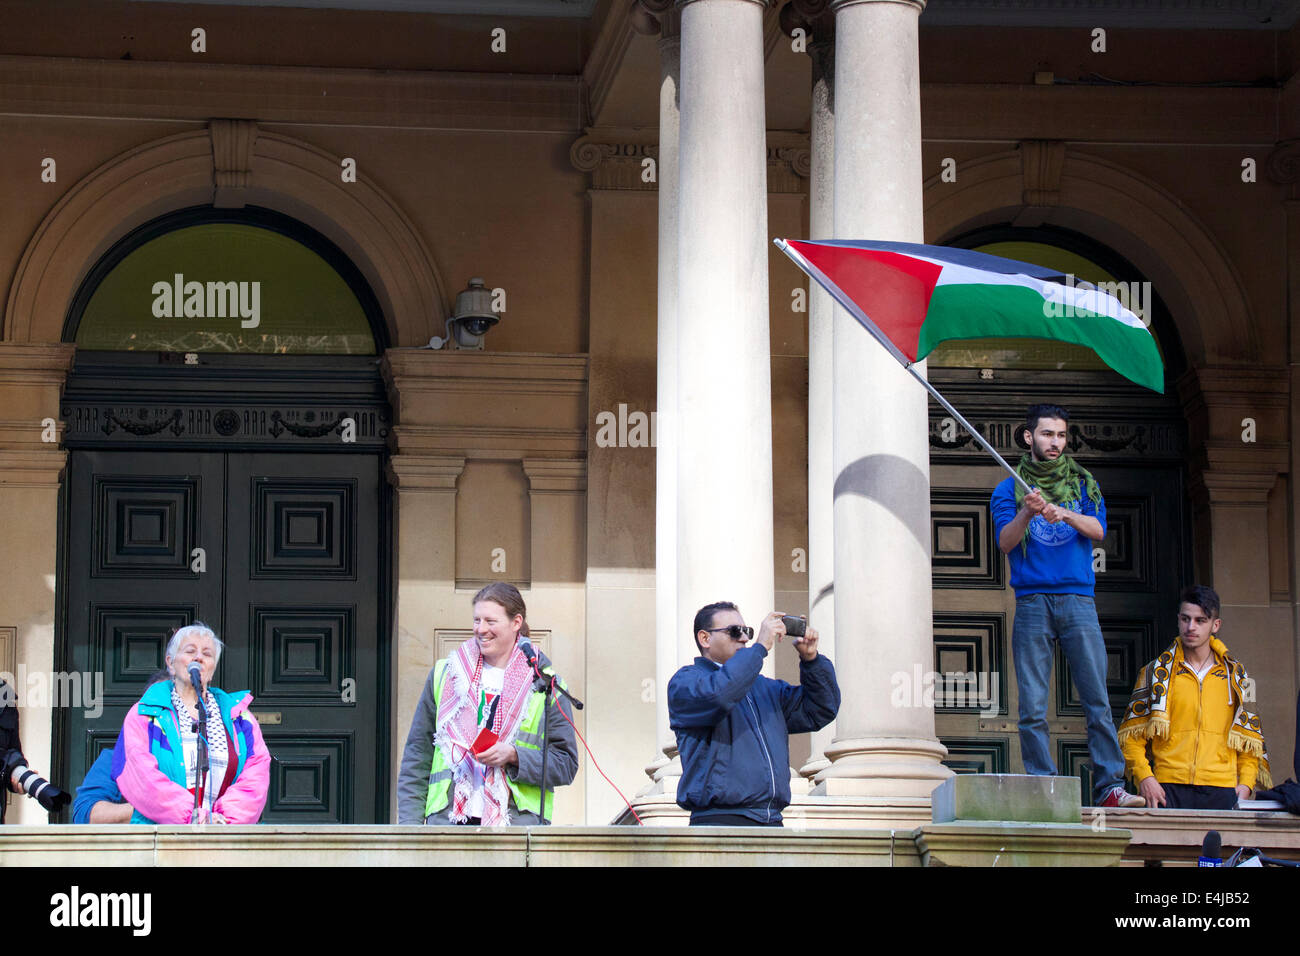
[115,623,270,824]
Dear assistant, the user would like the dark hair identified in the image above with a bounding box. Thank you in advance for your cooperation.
[1025,404,1070,437]
[1179,584,1220,621]
[692,601,738,653]
[472,582,530,638]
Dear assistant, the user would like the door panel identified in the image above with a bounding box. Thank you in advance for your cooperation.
[225,454,379,824]
[66,452,224,771]
[64,449,382,823]
[931,459,1188,787]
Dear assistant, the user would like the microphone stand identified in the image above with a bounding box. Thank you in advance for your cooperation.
[519,642,584,826]
[189,670,211,823]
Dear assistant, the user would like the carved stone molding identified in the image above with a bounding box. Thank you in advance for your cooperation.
[0,344,74,483]
[4,129,447,346]
[381,350,587,460]
[1019,139,1066,207]
[0,450,68,488]
[0,55,581,133]
[1177,365,1290,476]
[522,458,587,494]
[569,131,660,191]
[210,119,258,208]
[385,455,466,492]
[571,128,809,193]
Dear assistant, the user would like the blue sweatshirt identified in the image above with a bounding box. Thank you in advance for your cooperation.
[991,475,1107,597]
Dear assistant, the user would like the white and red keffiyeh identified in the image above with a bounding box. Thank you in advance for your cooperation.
[434,638,534,826]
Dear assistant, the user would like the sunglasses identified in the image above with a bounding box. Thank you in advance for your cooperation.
[703,625,754,641]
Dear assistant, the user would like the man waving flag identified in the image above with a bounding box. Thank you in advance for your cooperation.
[776,238,1163,394]
[776,237,1165,492]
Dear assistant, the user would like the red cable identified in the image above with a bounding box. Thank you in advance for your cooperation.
[547,676,644,826]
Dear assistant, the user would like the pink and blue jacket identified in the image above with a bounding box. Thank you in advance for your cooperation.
[113,680,270,824]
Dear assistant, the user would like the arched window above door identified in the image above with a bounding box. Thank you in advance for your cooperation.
[67,207,384,355]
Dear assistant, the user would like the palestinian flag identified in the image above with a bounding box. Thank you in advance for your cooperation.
[776,238,1164,393]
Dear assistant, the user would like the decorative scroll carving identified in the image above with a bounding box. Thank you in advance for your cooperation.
[1265,138,1300,186]
[103,409,183,437]
[768,143,812,193]
[63,403,389,449]
[927,413,1183,460]
[569,132,660,191]
[631,0,678,37]
[269,410,350,438]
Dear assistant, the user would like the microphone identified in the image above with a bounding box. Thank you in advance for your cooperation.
[517,639,539,671]
[1198,830,1223,867]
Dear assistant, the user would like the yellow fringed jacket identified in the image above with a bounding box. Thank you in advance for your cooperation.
[1119,637,1270,791]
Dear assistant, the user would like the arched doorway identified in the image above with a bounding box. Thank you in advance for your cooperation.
[57,206,394,823]
[926,225,1192,797]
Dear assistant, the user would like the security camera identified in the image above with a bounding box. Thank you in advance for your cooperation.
[429,278,502,350]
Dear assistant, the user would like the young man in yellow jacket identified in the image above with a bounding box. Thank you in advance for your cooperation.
[1119,585,1270,810]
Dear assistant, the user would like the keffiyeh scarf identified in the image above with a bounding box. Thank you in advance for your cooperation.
[434,639,534,827]
[1119,636,1271,788]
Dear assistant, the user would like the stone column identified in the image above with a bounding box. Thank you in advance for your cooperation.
[0,343,74,823]
[785,1,837,778]
[639,1,685,783]
[675,0,776,661]
[813,0,952,801]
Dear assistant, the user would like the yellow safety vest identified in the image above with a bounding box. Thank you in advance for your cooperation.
[423,658,558,819]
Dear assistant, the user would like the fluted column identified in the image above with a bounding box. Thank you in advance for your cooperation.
[814,0,952,798]
[675,0,775,660]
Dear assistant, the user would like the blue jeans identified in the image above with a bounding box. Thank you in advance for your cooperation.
[1012,593,1125,803]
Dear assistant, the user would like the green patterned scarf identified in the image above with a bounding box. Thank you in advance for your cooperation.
[1011,453,1103,554]
[1013,452,1103,511]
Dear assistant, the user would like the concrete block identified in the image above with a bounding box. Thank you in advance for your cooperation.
[931,773,1081,824]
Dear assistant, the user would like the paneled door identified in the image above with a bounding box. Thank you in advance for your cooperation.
[64,449,383,823]
[930,458,1189,796]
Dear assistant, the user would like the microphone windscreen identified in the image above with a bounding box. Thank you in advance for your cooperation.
[1203,830,1222,857]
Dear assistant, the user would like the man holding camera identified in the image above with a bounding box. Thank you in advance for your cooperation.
[668,603,840,826]
[1,678,71,823]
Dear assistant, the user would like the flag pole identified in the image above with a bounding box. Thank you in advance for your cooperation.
[775,238,1033,496]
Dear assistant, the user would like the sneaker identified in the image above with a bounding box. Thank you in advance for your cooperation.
[1098,785,1145,808]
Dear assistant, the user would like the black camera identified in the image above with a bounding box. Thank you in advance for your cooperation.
[3,749,71,814]
[781,614,807,639]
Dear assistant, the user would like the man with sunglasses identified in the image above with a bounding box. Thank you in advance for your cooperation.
[668,602,840,826]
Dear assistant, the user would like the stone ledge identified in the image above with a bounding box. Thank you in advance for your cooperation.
[915,821,1131,867]
[1084,807,1300,866]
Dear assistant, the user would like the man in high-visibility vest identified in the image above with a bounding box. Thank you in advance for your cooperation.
[397,583,578,826]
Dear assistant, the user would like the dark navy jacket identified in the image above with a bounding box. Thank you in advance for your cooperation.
[668,644,840,824]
